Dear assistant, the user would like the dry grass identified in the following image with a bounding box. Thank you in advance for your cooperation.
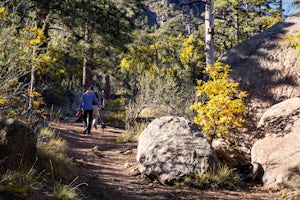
[0,126,80,199]
[52,177,87,200]
[37,127,76,181]
[0,166,41,199]
[183,165,240,190]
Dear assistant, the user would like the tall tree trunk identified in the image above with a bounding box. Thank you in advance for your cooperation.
[28,44,36,113]
[205,0,214,67]
[28,20,38,114]
[82,23,92,91]
[180,0,215,66]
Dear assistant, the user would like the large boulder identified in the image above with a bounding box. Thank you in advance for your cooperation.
[257,97,300,136]
[136,116,219,184]
[251,98,300,190]
[0,118,37,170]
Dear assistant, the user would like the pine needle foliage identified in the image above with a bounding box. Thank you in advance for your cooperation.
[190,62,248,141]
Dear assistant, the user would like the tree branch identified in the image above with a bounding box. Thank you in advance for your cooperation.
[179,0,207,6]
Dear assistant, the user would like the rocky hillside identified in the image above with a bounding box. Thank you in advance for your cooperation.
[218,12,300,125]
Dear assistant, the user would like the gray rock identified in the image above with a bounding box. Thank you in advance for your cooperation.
[136,116,219,184]
[0,118,37,170]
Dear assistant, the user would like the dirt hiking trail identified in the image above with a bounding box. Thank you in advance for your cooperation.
[51,118,282,200]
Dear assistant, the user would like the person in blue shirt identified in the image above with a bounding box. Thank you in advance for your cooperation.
[78,86,99,134]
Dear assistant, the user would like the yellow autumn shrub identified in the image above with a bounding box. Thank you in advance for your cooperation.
[286,27,300,56]
[190,62,248,141]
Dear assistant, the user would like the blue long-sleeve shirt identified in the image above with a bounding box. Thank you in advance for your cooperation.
[79,91,99,110]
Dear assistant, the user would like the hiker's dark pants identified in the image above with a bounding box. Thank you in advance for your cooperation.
[83,109,93,133]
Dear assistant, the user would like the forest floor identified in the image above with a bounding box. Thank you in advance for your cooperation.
[50,117,284,200]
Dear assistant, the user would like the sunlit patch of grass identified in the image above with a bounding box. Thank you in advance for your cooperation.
[185,165,240,190]
[36,126,83,199]
[126,121,149,135]
[116,132,134,143]
[47,138,67,153]
[52,177,87,200]
[53,183,78,200]
[0,166,41,199]
[37,140,76,180]
[53,183,79,200]
[117,121,148,143]
[39,127,56,137]
[119,121,149,143]
[37,128,76,181]
[37,137,67,157]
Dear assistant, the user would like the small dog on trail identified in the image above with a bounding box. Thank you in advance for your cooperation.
[100,123,106,132]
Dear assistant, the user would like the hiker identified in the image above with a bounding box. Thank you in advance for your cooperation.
[78,86,99,134]
[92,92,104,130]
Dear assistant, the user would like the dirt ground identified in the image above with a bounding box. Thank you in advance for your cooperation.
[51,118,283,200]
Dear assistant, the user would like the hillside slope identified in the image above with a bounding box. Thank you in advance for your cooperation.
[219,12,300,124]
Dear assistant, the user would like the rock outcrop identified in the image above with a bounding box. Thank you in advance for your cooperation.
[257,97,300,136]
[219,13,300,123]
[136,116,219,184]
[251,98,300,190]
[0,118,37,170]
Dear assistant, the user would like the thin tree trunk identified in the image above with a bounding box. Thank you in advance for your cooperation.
[28,21,37,113]
[82,23,92,91]
[205,0,214,67]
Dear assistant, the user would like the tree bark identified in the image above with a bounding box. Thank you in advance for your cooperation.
[28,21,37,113]
[205,0,214,67]
[82,23,92,91]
